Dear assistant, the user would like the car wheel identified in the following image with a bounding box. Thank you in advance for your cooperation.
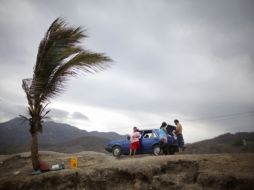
[112,146,122,157]
[153,145,161,156]
[168,146,175,155]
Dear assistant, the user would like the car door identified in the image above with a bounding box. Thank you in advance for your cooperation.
[140,130,159,153]
[121,138,130,154]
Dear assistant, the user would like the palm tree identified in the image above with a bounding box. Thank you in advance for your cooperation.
[22,18,111,170]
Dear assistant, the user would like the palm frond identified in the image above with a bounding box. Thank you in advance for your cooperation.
[22,79,34,108]
[40,51,111,102]
[28,17,111,103]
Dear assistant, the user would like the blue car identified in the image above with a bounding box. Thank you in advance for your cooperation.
[105,129,178,157]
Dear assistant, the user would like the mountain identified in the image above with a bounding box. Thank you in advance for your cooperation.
[1,118,253,155]
[185,132,254,154]
[42,136,110,153]
[0,117,126,154]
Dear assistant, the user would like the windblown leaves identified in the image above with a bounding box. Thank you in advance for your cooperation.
[29,18,111,103]
[22,18,111,133]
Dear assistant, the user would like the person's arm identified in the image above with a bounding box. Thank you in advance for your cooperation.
[130,133,134,142]
[135,132,141,138]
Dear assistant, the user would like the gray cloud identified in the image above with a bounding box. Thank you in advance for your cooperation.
[0,0,253,141]
[48,109,69,120]
[0,98,27,122]
[47,108,90,124]
[71,112,89,121]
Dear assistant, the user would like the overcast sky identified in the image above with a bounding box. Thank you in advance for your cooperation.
[0,0,254,142]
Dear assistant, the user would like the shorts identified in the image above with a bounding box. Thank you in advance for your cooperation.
[130,141,140,150]
[159,137,167,143]
[177,134,185,148]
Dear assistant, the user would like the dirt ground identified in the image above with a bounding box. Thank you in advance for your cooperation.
[0,151,253,190]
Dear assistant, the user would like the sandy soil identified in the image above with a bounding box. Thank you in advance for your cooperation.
[0,151,253,190]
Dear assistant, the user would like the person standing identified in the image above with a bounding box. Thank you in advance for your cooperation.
[129,127,141,157]
[174,119,185,152]
[159,122,168,155]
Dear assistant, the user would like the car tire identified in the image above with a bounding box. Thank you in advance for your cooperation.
[112,146,122,157]
[168,146,175,155]
[153,145,161,156]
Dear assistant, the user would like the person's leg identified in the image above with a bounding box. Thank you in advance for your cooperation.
[129,149,132,156]
[159,140,163,150]
[162,144,167,155]
[129,143,133,156]
[165,144,170,155]
[176,135,181,153]
[177,134,184,152]
[133,149,137,156]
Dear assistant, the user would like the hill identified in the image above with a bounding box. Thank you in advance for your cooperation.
[0,152,253,190]
[185,132,254,154]
[0,118,125,154]
[1,118,253,155]
[42,136,110,153]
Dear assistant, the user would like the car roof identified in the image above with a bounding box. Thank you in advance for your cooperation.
[139,129,158,132]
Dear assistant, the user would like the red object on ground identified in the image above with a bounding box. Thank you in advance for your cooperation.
[39,160,50,172]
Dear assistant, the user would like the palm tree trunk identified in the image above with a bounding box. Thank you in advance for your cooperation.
[31,132,40,170]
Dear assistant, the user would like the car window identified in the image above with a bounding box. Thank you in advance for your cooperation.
[144,133,152,138]
[143,131,156,139]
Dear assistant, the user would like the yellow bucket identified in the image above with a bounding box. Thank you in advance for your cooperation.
[70,156,78,169]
